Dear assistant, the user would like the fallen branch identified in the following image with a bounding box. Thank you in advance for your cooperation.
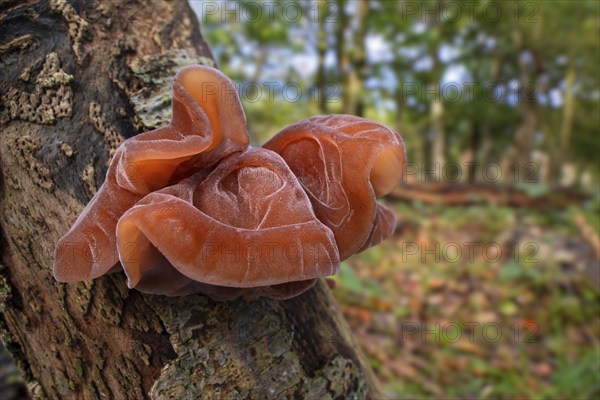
[387,182,588,211]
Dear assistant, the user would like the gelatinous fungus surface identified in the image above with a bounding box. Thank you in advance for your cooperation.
[53,65,405,300]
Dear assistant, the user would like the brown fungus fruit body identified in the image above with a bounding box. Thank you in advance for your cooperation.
[53,65,249,284]
[53,65,405,300]
[263,115,406,260]
[117,147,339,299]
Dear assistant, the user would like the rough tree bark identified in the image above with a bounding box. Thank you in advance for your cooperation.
[0,1,382,399]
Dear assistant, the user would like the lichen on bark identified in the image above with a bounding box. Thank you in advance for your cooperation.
[1,53,73,125]
[148,282,370,400]
[129,49,216,130]
[0,1,381,398]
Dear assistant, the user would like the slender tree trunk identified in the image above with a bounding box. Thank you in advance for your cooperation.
[0,1,382,399]
[504,23,542,184]
[428,15,445,182]
[316,0,328,114]
[343,0,369,117]
[549,60,576,185]
[507,90,539,184]
[334,0,349,114]
[465,122,481,183]
[478,125,493,181]
[429,98,445,181]
[477,51,502,182]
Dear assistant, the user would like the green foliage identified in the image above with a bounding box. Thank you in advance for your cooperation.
[199,0,599,188]
[539,347,600,400]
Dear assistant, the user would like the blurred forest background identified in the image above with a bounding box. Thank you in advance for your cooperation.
[1,1,598,399]
[191,0,600,399]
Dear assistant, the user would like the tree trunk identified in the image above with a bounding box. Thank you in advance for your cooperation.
[504,24,542,184]
[428,16,445,183]
[342,0,369,117]
[315,0,328,114]
[0,1,382,399]
[476,51,502,182]
[429,99,445,181]
[549,59,576,185]
[334,0,349,114]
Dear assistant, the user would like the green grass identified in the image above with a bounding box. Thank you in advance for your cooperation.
[334,202,600,400]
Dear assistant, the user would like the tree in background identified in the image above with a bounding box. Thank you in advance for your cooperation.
[199,0,599,190]
[535,1,600,186]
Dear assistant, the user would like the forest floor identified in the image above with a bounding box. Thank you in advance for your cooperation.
[333,199,600,400]
[2,197,598,400]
